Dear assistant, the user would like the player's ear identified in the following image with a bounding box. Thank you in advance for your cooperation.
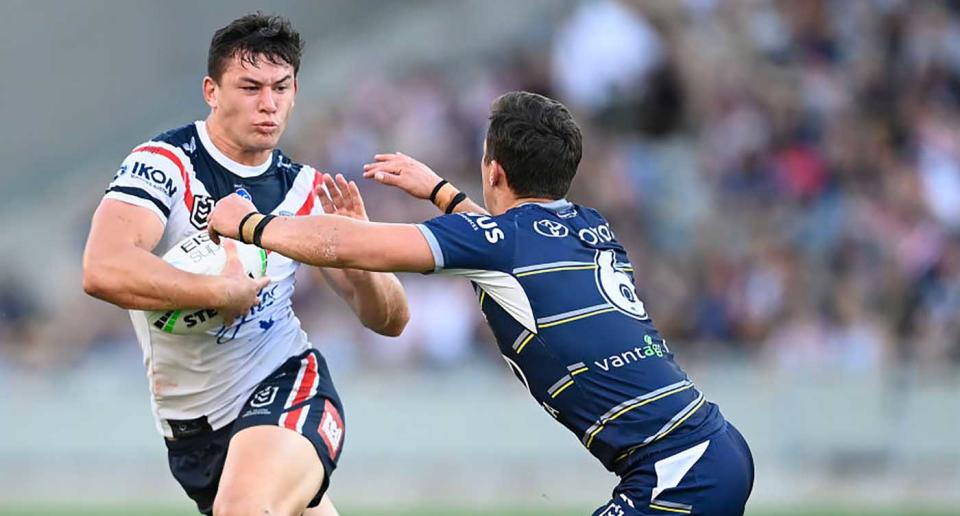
[490,161,506,189]
[203,76,218,110]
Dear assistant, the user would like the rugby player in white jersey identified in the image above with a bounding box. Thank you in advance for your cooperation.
[82,13,409,516]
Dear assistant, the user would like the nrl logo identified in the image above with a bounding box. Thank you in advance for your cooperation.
[249,385,279,408]
[533,219,569,238]
[190,195,214,230]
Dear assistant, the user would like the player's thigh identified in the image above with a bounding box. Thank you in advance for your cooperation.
[215,425,324,515]
[303,495,339,516]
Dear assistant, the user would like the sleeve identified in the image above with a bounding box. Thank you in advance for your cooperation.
[102,143,184,224]
[416,212,515,273]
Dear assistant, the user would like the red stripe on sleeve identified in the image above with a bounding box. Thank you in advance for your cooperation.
[295,170,323,216]
[133,145,194,212]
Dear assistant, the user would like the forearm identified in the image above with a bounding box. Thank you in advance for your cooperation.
[83,247,226,311]
[329,268,409,336]
[259,215,432,272]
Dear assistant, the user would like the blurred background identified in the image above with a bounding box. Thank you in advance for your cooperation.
[1,0,959,514]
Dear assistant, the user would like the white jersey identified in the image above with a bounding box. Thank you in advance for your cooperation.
[103,120,323,438]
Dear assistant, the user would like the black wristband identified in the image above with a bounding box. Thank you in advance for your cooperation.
[429,179,449,203]
[237,212,258,244]
[445,192,467,214]
[252,215,276,248]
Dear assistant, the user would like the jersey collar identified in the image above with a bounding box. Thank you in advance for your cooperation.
[195,120,273,178]
[516,198,573,210]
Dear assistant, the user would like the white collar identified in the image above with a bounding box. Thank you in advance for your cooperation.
[195,120,273,178]
[517,198,573,210]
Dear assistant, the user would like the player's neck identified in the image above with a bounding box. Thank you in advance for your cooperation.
[204,116,273,167]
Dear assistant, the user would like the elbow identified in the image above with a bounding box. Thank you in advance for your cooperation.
[82,264,126,306]
[367,303,410,337]
[380,309,410,337]
[82,266,109,299]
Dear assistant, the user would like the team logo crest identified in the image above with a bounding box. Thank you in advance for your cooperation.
[250,385,279,408]
[190,195,214,230]
[533,219,569,238]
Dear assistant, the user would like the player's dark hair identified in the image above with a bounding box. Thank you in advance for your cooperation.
[484,91,583,199]
[208,12,303,82]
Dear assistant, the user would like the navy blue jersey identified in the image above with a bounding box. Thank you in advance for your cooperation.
[417,200,725,471]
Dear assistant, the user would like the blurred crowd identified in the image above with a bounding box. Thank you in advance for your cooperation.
[3,0,959,374]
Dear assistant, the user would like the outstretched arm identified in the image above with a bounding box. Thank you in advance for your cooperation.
[208,192,436,273]
[362,152,488,215]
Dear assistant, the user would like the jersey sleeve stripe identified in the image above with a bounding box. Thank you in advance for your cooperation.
[132,144,193,212]
[105,185,171,218]
[295,171,322,216]
[415,224,444,272]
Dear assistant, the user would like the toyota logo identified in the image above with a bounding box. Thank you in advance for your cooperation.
[533,219,569,238]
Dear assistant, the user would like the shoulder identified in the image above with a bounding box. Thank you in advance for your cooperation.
[151,123,199,150]
[274,149,307,182]
[121,123,198,175]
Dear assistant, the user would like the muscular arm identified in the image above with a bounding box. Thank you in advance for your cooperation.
[319,268,409,337]
[307,173,412,336]
[82,200,232,310]
[260,215,435,273]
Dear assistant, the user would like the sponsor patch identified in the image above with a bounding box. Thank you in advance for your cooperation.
[318,399,344,460]
[533,219,569,238]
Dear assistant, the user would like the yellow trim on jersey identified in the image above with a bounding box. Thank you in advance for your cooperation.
[585,383,695,448]
[550,380,575,398]
[652,397,706,445]
[538,307,618,329]
[515,333,536,354]
[649,503,691,514]
[570,367,589,376]
[515,264,598,277]
[614,397,707,462]
[478,289,486,308]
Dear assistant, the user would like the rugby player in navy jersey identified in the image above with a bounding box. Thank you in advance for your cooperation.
[82,13,409,516]
[209,91,754,515]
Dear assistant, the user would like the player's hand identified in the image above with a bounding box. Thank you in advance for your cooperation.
[362,152,443,200]
[317,173,368,221]
[208,193,258,244]
[216,239,270,325]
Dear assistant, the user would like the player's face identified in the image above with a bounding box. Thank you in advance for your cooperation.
[209,54,297,155]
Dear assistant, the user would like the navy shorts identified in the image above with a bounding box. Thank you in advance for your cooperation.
[164,349,345,515]
[593,422,754,516]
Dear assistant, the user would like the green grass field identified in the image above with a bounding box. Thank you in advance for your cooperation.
[0,506,955,516]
